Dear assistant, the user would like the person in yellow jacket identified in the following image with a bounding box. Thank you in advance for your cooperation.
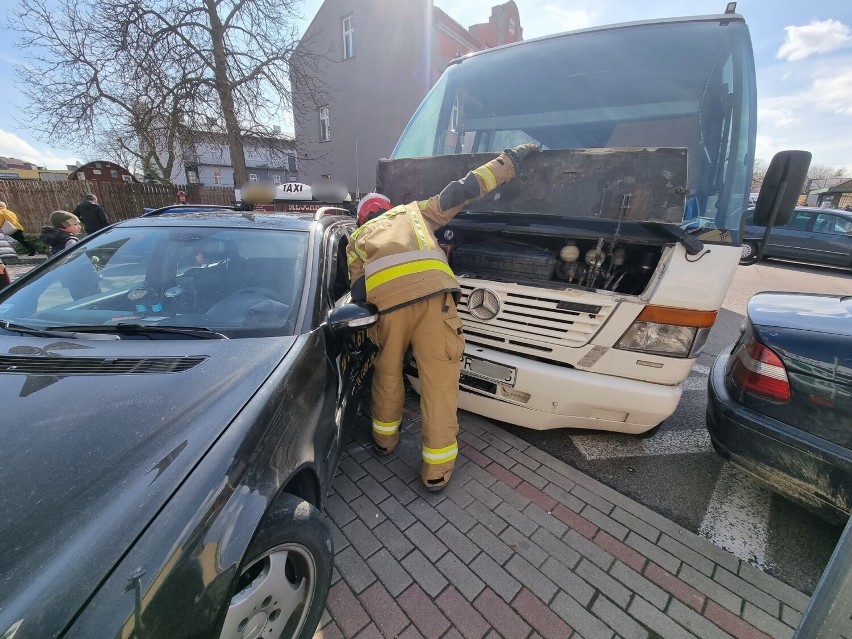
[347,143,539,491]
[0,201,38,256]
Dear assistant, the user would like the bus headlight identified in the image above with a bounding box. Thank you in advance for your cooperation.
[616,306,717,358]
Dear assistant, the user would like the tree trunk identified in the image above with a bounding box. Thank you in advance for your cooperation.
[206,0,247,187]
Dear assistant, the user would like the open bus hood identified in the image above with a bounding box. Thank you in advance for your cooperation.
[376,148,687,224]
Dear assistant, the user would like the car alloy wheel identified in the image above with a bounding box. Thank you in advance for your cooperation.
[740,241,759,265]
[219,494,332,639]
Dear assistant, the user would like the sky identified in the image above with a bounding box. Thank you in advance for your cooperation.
[0,0,850,173]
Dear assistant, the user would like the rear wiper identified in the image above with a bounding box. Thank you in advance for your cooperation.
[48,323,228,339]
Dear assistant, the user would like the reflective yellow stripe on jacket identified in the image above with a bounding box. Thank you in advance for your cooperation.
[408,202,436,250]
[363,249,453,293]
[472,164,498,192]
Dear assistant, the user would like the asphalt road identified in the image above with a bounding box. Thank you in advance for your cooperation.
[499,258,852,595]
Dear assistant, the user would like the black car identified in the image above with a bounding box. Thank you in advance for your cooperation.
[706,292,852,522]
[740,206,852,268]
[0,208,377,638]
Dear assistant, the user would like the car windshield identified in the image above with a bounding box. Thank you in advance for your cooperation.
[392,17,755,242]
[0,225,308,338]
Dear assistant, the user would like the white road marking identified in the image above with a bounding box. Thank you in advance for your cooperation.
[699,464,774,570]
[571,428,714,460]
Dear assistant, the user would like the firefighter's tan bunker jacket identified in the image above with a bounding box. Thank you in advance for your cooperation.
[346,151,518,488]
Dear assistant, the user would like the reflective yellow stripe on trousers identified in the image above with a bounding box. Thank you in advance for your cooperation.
[372,418,400,435]
[422,442,459,465]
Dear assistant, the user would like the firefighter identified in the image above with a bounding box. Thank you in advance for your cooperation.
[347,143,539,491]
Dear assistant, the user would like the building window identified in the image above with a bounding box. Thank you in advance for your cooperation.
[213,171,222,185]
[110,169,118,178]
[248,173,258,181]
[272,174,281,184]
[342,16,354,60]
[319,106,331,142]
[508,18,516,37]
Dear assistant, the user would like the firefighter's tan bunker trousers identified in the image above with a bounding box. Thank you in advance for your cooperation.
[369,292,464,487]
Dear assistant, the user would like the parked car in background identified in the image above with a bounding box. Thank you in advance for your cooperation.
[0,207,377,638]
[706,291,852,522]
[740,206,852,268]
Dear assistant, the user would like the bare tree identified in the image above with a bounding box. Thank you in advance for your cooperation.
[11,0,331,187]
[751,158,767,192]
[804,164,849,191]
[752,159,848,195]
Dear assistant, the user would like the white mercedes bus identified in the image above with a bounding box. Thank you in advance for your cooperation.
[382,9,807,434]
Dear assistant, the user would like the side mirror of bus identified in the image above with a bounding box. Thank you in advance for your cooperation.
[752,150,811,227]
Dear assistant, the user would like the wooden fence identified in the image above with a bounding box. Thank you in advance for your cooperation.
[0,180,236,232]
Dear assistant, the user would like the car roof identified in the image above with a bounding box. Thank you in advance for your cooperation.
[747,206,852,217]
[123,207,355,232]
[790,206,852,215]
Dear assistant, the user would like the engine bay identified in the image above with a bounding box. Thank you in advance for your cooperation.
[439,223,667,295]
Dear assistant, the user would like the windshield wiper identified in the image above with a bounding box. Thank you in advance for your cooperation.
[0,320,99,339]
[49,323,228,339]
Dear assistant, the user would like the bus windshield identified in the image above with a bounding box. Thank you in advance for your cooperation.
[392,16,756,242]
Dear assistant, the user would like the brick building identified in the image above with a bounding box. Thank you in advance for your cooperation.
[70,160,137,183]
[291,1,522,196]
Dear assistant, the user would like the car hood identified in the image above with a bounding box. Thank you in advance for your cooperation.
[748,292,852,337]
[0,334,296,636]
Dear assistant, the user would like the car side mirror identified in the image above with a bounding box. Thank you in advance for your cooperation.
[753,150,811,227]
[326,302,378,337]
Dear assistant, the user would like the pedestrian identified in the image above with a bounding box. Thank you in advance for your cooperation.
[347,143,539,491]
[73,193,110,234]
[40,211,82,256]
[174,190,188,205]
[0,231,16,287]
[0,201,38,256]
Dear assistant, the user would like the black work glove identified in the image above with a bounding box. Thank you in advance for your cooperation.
[504,143,541,173]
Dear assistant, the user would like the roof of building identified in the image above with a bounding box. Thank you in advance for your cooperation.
[827,178,852,193]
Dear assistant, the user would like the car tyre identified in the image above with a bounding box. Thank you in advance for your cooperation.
[740,241,759,265]
[219,494,333,639]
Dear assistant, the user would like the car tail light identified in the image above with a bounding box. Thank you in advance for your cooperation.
[730,337,791,402]
[615,306,718,358]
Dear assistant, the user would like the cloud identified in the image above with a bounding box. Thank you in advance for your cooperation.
[0,129,80,170]
[758,106,796,128]
[539,5,594,34]
[810,68,852,116]
[777,19,852,61]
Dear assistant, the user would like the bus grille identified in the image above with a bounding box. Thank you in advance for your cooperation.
[457,282,614,352]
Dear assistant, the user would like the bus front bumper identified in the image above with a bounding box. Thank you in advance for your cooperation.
[406,345,683,434]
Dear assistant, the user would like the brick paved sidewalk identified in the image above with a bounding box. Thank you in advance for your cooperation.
[313,398,812,639]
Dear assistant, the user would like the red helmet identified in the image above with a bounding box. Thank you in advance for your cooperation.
[356,192,392,226]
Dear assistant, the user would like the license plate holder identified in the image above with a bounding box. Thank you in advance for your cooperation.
[462,355,516,386]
